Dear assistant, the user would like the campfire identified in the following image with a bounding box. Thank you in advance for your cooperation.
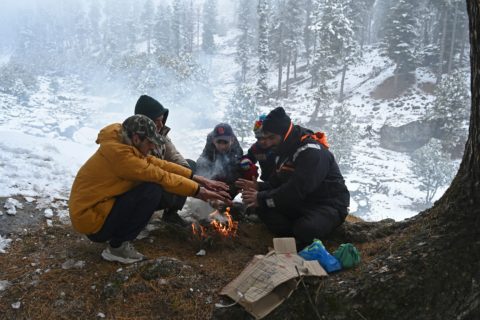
[191,207,238,239]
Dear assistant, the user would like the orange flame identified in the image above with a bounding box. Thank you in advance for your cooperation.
[209,207,238,238]
[191,207,238,239]
[191,223,207,238]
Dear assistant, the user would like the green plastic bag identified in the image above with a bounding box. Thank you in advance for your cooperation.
[333,243,361,269]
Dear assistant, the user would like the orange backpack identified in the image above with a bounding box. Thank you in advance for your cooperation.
[300,132,330,149]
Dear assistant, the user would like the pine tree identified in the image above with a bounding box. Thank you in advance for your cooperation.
[371,0,394,43]
[345,0,375,52]
[236,0,254,83]
[283,0,303,97]
[183,0,195,54]
[324,103,358,167]
[141,0,155,55]
[257,0,269,99]
[411,139,457,204]
[311,47,334,120]
[303,0,314,66]
[87,1,102,52]
[172,0,184,56]
[312,0,359,100]
[123,1,141,55]
[202,0,217,54]
[225,84,258,144]
[381,0,418,74]
[428,70,470,151]
[268,0,287,98]
[102,0,126,58]
[153,4,173,55]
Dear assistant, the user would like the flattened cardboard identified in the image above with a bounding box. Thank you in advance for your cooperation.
[273,237,297,254]
[220,238,327,319]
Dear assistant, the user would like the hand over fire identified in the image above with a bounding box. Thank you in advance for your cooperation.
[235,178,258,191]
[241,189,259,208]
[193,175,230,192]
[195,187,233,206]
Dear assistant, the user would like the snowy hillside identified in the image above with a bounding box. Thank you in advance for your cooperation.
[263,48,463,221]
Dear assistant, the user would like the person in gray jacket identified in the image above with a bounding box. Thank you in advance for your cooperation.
[134,95,193,226]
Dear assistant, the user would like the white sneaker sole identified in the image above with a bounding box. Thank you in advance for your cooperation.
[101,250,145,264]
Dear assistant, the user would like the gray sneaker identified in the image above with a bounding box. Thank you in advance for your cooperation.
[101,242,146,264]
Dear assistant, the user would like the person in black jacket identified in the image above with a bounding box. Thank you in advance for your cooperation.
[196,123,244,198]
[239,107,350,249]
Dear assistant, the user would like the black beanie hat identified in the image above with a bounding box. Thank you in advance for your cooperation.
[262,107,291,137]
[134,95,169,124]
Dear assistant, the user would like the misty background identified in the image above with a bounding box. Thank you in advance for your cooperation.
[0,0,471,221]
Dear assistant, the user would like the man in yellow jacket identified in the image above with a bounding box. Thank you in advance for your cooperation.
[69,115,230,264]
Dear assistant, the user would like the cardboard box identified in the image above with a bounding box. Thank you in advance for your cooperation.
[220,238,327,319]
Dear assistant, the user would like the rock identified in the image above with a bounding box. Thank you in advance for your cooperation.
[102,282,122,299]
[196,249,206,256]
[0,280,11,291]
[44,209,54,218]
[379,119,445,152]
[24,197,35,203]
[62,259,85,270]
[4,198,23,215]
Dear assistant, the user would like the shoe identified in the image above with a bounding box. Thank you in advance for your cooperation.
[101,241,146,264]
[162,209,189,227]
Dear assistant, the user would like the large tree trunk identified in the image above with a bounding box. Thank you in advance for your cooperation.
[213,1,480,319]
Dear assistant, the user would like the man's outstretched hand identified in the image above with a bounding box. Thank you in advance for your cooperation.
[195,187,233,206]
[241,189,259,208]
[193,175,230,192]
[235,178,258,191]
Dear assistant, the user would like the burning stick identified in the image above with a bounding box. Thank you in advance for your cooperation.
[191,207,238,240]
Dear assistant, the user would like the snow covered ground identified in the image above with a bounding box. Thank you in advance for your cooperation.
[0,34,463,254]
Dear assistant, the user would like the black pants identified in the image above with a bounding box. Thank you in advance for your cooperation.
[88,182,170,247]
[256,203,344,250]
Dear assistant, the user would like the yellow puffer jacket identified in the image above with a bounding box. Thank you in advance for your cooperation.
[69,123,199,234]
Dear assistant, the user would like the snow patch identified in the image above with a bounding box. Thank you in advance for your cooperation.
[0,235,12,254]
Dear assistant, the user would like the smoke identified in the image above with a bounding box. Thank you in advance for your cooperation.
[185,198,217,222]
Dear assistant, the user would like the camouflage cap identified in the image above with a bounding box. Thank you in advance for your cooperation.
[122,114,163,146]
